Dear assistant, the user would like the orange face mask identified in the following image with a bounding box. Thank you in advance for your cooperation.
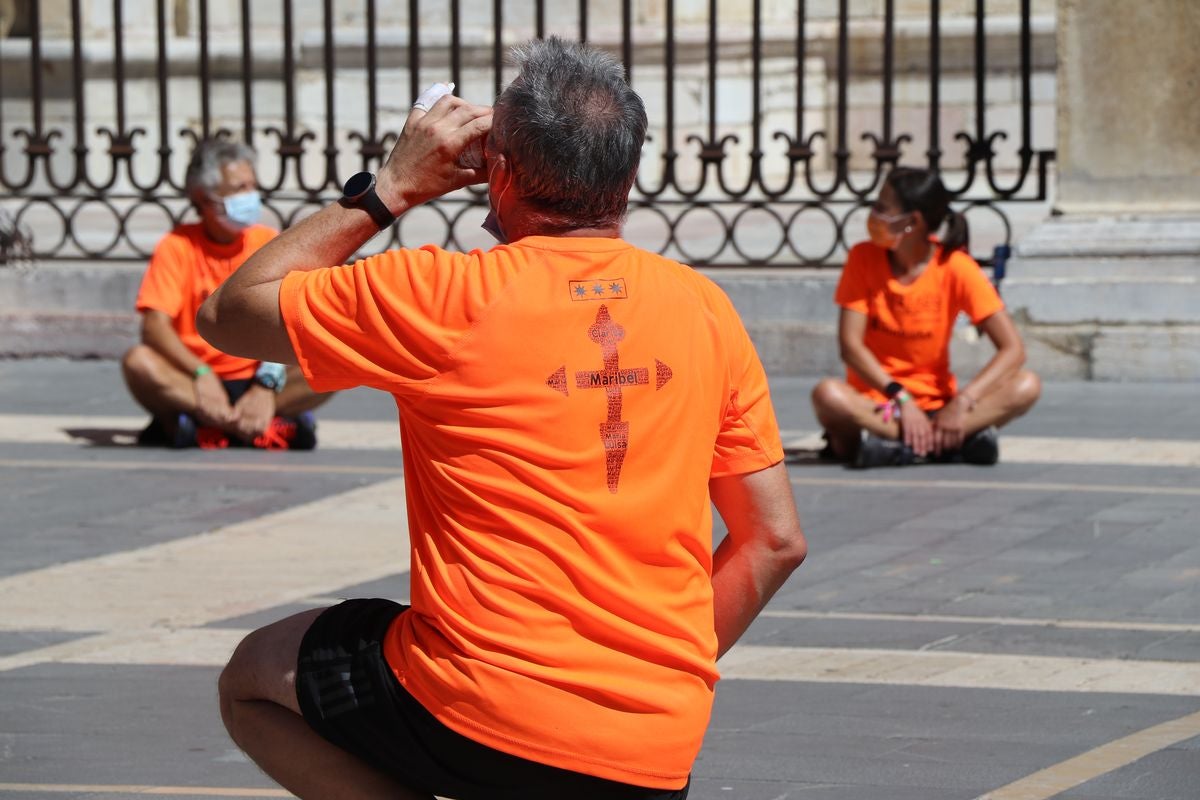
[866,209,909,250]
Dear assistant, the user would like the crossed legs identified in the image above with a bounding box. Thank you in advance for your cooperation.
[218,609,431,800]
[811,369,1042,461]
[121,344,332,437]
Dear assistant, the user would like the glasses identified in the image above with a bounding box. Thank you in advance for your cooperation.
[869,207,910,224]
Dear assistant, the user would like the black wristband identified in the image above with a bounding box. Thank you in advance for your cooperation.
[884,381,904,398]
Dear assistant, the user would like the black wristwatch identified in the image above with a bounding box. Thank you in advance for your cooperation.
[884,381,904,398]
[339,171,396,230]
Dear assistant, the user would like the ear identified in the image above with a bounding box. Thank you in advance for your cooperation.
[188,184,211,214]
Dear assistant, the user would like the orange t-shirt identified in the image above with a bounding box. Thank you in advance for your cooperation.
[279,236,782,790]
[834,241,1003,410]
[135,223,277,380]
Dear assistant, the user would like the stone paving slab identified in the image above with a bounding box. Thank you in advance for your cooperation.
[0,359,1198,799]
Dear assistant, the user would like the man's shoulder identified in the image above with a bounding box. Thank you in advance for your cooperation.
[149,224,204,261]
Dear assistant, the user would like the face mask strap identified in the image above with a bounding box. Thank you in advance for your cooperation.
[482,159,514,243]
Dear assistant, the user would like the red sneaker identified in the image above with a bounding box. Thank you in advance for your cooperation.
[196,427,230,450]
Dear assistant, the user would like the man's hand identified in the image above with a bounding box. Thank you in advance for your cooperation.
[932,396,968,454]
[193,370,235,429]
[899,404,934,457]
[375,93,493,212]
[231,384,276,440]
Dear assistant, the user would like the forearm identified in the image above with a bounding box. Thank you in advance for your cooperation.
[840,340,894,392]
[711,536,803,659]
[199,200,405,362]
[961,342,1024,401]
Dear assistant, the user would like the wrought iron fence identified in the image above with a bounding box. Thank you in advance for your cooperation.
[0,0,1054,266]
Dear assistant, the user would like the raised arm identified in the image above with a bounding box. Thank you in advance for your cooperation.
[196,96,492,364]
[710,462,807,659]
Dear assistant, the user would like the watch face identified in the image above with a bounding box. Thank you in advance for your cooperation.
[343,171,374,201]
[255,374,280,391]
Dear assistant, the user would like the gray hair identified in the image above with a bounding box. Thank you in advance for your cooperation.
[185,139,257,194]
[491,37,647,230]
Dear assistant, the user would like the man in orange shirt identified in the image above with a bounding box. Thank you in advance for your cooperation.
[811,168,1041,468]
[123,140,329,449]
[200,39,806,799]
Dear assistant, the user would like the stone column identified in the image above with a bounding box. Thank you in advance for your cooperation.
[1056,0,1200,213]
[1001,0,1200,381]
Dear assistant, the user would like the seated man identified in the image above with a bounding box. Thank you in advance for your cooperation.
[200,38,807,799]
[122,139,329,449]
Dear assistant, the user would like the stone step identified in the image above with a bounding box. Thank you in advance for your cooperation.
[2,259,1198,380]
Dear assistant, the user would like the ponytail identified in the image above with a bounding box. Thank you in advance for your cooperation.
[941,209,969,255]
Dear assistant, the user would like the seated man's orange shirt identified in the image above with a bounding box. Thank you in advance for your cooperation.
[279,236,783,790]
[135,223,277,379]
[834,240,1004,410]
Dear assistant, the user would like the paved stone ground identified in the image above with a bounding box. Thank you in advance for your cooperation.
[1,359,1198,799]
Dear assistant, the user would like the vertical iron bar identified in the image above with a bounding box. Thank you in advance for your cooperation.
[578,0,588,43]
[283,0,296,138]
[408,0,420,102]
[450,0,462,90]
[795,0,805,140]
[155,0,173,188]
[750,0,762,155]
[622,0,633,81]
[114,0,128,136]
[240,0,254,144]
[29,0,44,138]
[199,0,212,136]
[834,0,849,182]
[927,0,941,170]
[974,0,986,146]
[706,0,717,142]
[882,0,894,144]
[367,0,379,144]
[1019,0,1031,156]
[70,0,87,187]
[536,0,545,39]
[665,0,675,151]
[323,0,337,189]
[492,0,503,99]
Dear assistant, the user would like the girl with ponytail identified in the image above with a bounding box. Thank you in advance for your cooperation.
[811,167,1041,468]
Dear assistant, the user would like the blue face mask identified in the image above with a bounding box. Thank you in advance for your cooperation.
[223,191,262,227]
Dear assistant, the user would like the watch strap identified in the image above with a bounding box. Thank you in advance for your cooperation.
[357,186,396,230]
[340,172,396,231]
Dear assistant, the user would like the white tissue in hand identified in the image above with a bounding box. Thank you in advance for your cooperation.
[413,82,454,111]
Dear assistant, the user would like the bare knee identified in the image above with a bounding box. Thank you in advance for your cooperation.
[121,344,158,383]
[811,378,859,426]
[1011,369,1042,413]
[218,632,260,740]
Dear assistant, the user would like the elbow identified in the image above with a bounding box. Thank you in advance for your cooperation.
[1004,338,1027,370]
[770,525,808,571]
[195,295,222,350]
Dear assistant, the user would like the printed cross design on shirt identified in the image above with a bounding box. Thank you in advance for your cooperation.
[545,304,673,494]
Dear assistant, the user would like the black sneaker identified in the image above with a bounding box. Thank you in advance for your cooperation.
[852,430,918,469]
[291,412,318,451]
[170,412,198,449]
[961,426,1000,465]
[137,417,168,446]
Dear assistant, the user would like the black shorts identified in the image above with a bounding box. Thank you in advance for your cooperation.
[295,599,690,800]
